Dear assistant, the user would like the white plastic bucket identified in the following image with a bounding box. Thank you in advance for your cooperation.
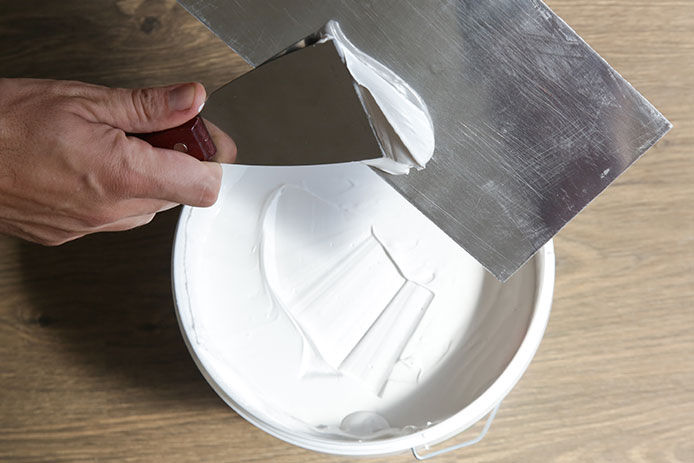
[172,163,555,458]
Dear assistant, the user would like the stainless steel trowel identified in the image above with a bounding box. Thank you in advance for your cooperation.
[165,0,671,281]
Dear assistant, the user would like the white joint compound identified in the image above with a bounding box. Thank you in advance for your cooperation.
[322,21,436,175]
[173,163,554,456]
[173,21,550,457]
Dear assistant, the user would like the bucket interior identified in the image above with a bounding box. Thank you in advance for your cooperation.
[173,163,542,450]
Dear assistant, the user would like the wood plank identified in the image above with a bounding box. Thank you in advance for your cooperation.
[0,0,691,461]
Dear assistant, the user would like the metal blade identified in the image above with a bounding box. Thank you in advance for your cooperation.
[179,0,671,281]
[202,40,382,166]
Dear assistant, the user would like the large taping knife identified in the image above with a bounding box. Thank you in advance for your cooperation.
[146,0,671,281]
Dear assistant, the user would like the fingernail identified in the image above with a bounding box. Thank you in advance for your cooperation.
[169,84,196,111]
[197,102,205,113]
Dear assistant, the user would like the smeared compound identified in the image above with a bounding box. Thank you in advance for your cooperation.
[322,21,436,175]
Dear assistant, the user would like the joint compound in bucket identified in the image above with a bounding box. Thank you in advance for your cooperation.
[173,163,553,455]
[260,185,435,393]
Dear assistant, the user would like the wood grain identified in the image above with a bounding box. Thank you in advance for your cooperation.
[0,1,692,462]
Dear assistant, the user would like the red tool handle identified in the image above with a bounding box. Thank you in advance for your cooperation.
[138,116,217,161]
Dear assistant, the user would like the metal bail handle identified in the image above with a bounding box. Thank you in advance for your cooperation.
[411,402,501,461]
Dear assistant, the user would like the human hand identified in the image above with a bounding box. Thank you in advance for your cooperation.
[0,78,236,245]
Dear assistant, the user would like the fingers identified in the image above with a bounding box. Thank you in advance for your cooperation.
[88,87,235,207]
[121,137,222,207]
[80,83,235,207]
[87,82,207,133]
[0,79,221,248]
[86,83,238,164]
[204,118,237,164]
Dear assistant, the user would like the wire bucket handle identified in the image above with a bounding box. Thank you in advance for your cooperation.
[411,402,501,460]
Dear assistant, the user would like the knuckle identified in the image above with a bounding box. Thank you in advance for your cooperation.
[231,141,238,158]
[47,80,77,97]
[51,81,106,121]
[57,96,82,114]
[111,160,138,197]
[227,140,238,163]
[32,235,54,246]
[80,210,117,229]
[51,79,84,96]
[197,176,220,207]
[130,87,159,123]
[50,81,99,107]
[78,215,101,229]
[44,236,71,246]
[102,132,142,198]
[130,214,156,230]
[140,213,156,226]
[98,210,120,226]
[59,95,93,120]
[36,232,75,247]
[114,214,155,232]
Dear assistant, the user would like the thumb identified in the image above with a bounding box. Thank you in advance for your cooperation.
[95,82,207,133]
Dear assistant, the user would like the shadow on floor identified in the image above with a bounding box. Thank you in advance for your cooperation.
[18,208,223,409]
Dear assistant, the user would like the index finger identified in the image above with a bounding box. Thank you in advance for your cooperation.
[204,118,237,164]
[125,137,222,207]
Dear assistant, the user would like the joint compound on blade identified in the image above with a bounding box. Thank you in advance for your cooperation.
[320,21,436,175]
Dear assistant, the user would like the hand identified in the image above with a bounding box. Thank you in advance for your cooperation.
[0,78,236,245]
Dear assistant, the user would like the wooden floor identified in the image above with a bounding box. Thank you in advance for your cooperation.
[0,1,692,462]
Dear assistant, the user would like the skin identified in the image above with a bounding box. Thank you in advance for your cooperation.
[0,78,236,245]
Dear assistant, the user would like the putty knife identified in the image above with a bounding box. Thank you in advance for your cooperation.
[172,0,671,281]
[142,40,381,165]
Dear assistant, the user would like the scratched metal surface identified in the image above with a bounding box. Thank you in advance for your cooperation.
[178,0,671,281]
[202,41,382,166]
